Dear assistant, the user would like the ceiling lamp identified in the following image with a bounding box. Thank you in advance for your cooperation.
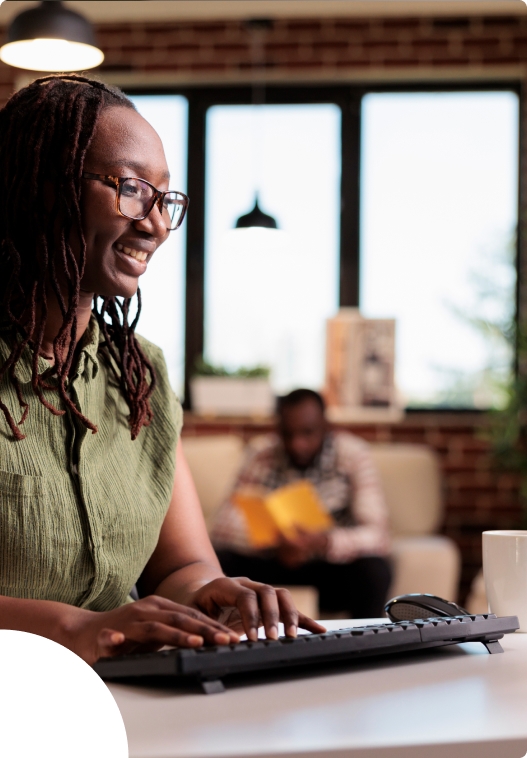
[233,20,278,231]
[235,196,278,230]
[0,1,104,72]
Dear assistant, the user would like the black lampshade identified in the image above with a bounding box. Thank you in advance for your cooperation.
[0,1,104,72]
[235,198,278,230]
[8,1,96,46]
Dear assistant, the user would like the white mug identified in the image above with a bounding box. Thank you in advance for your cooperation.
[483,530,527,632]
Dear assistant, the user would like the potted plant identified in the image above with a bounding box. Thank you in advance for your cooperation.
[190,358,275,417]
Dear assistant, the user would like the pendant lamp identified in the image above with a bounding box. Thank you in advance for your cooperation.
[233,19,278,231]
[235,196,277,230]
[0,1,104,72]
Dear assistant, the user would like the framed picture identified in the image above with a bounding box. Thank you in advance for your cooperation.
[325,308,401,421]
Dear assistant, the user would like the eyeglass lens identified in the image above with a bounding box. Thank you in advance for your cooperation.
[119,178,185,229]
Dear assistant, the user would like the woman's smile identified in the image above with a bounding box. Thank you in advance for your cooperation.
[115,242,149,263]
[112,242,149,276]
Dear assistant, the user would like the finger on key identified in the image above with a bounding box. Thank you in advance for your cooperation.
[162,611,232,645]
[276,588,299,637]
[153,598,238,637]
[130,620,205,648]
[235,588,261,642]
[255,584,280,640]
[298,612,326,634]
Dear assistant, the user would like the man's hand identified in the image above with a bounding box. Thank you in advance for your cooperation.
[191,576,326,641]
[276,528,329,568]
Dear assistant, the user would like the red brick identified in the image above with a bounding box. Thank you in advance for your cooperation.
[266,42,301,54]
[452,435,491,452]
[361,39,404,52]
[284,21,326,34]
[433,16,472,28]
[312,40,351,52]
[442,457,491,474]
[266,60,319,71]
[333,20,374,33]
[412,37,452,48]
[210,43,247,54]
[334,59,376,69]
[423,56,472,66]
[463,35,502,46]
[482,16,524,28]
[120,45,171,57]
[381,18,423,32]
[512,39,527,56]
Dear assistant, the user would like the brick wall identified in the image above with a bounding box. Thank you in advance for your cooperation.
[94,15,527,80]
[182,413,524,604]
[1,14,527,100]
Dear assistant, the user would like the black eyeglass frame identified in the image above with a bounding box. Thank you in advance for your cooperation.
[82,172,189,231]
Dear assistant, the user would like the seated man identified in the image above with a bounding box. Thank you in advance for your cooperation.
[211,389,392,618]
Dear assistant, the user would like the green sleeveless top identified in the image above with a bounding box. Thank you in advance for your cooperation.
[0,319,182,611]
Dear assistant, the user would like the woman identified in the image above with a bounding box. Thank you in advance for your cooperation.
[0,74,323,665]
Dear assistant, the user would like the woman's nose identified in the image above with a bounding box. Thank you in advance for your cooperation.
[133,202,167,238]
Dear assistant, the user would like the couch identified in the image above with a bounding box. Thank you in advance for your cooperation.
[182,434,461,617]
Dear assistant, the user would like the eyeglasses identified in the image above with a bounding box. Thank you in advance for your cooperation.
[82,172,189,231]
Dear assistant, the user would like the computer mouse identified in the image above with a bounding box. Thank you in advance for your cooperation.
[385,593,469,622]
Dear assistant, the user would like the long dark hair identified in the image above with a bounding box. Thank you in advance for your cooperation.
[0,74,156,441]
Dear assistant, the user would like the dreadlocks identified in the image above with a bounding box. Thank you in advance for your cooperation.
[0,74,156,441]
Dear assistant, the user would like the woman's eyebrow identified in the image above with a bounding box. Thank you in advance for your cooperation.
[108,159,170,181]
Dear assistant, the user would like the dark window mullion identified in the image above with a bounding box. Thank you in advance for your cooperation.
[184,94,207,407]
[340,90,361,307]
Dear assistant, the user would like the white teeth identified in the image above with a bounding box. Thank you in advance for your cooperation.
[115,243,147,263]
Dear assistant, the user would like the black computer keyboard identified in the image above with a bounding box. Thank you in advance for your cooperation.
[94,613,519,693]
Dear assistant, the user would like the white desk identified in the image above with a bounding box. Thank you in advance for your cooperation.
[109,619,527,758]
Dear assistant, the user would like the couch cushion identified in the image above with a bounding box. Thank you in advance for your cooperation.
[182,435,245,526]
[369,444,442,536]
[389,535,460,599]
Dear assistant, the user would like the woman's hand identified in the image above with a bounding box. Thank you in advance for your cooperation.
[190,576,326,642]
[67,595,240,665]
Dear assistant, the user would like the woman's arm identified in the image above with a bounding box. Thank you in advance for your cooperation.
[139,441,325,641]
[0,443,323,664]
[0,592,239,666]
[0,446,252,664]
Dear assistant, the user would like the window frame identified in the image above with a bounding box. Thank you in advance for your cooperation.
[125,81,522,410]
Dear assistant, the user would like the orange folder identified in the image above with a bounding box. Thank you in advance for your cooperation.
[265,480,334,540]
[233,481,333,548]
[232,491,279,548]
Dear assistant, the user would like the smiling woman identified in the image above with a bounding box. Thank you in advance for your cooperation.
[81,109,172,294]
[0,74,323,666]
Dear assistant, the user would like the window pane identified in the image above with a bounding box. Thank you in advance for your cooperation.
[128,95,188,397]
[204,104,341,393]
[360,92,518,408]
